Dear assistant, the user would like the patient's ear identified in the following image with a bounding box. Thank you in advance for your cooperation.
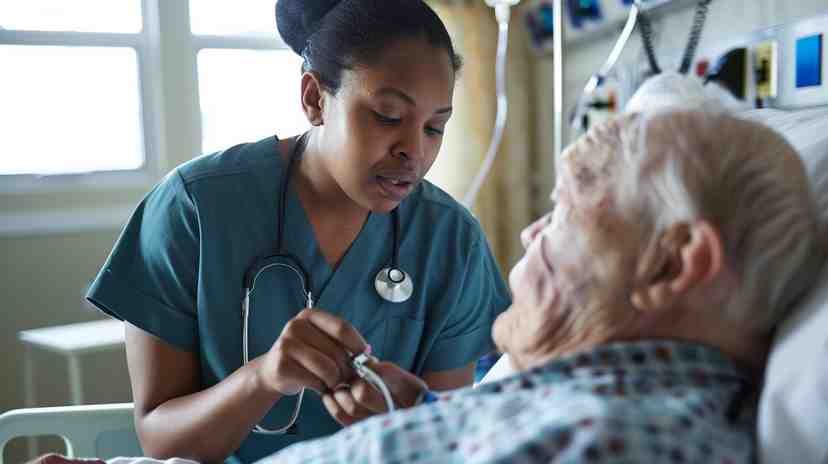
[631,220,724,313]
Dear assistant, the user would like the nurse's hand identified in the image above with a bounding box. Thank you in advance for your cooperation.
[256,308,368,396]
[322,360,428,426]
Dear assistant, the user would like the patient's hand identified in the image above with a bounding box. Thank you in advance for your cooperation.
[322,361,427,426]
[26,454,105,464]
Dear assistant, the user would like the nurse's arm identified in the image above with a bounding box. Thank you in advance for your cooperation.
[125,323,285,463]
[422,362,476,390]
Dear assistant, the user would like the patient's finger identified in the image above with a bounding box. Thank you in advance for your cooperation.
[351,378,388,413]
[333,387,373,420]
[322,390,370,427]
[27,454,105,464]
[368,362,429,408]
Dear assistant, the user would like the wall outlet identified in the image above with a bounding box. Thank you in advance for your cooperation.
[755,41,779,98]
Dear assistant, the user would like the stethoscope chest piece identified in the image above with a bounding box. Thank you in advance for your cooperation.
[375,267,413,303]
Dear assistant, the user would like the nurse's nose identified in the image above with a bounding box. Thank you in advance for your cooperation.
[394,125,425,162]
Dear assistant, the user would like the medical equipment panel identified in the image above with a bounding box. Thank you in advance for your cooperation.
[796,34,823,89]
[526,0,697,52]
[755,41,779,99]
[695,12,828,109]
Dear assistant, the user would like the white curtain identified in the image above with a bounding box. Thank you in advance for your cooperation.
[427,1,541,273]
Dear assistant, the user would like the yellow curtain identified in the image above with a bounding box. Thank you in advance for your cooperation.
[427,1,539,275]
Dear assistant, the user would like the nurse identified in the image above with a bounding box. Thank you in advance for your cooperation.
[86,0,510,462]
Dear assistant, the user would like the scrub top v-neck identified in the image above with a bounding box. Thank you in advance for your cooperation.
[87,135,511,463]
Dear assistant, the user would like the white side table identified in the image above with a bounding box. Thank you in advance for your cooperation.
[18,319,126,407]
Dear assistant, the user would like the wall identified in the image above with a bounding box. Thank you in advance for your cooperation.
[531,0,828,199]
[1,3,200,461]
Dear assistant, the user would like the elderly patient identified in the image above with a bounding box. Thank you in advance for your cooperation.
[266,108,823,463]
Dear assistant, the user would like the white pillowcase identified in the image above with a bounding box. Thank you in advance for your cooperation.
[741,108,828,464]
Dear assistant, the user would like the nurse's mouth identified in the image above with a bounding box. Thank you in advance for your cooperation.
[376,175,415,201]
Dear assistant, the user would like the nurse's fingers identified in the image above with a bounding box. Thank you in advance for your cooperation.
[296,308,368,355]
[275,354,329,394]
[282,338,342,391]
[283,318,354,382]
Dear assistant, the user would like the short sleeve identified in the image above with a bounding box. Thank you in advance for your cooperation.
[423,236,512,372]
[86,170,200,351]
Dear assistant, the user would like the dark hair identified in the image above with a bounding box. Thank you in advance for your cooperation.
[276,0,463,93]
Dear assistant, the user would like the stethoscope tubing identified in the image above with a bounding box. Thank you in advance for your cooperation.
[241,133,412,434]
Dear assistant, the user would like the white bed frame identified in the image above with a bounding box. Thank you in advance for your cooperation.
[0,403,141,463]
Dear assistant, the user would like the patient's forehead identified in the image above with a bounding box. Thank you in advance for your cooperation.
[557,140,617,200]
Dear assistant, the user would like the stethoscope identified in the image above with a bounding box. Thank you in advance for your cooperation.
[240,133,413,434]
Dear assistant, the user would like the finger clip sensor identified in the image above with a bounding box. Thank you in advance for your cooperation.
[351,351,396,412]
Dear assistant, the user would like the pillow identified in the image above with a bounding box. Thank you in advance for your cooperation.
[740,108,828,223]
[478,352,516,384]
[742,108,828,464]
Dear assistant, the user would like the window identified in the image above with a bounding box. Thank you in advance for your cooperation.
[0,1,307,235]
[190,0,308,155]
[0,0,160,186]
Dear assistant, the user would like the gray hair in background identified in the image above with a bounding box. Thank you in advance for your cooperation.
[625,71,750,114]
[584,73,823,333]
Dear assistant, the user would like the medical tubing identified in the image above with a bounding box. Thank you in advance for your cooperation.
[600,4,640,80]
[462,5,511,209]
[361,367,396,413]
[278,132,308,252]
[241,290,307,434]
[571,4,640,128]
[391,208,400,270]
[678,0,713,74]
[243,261,314,435]
[637,7,662,75]
[248,262,310,298]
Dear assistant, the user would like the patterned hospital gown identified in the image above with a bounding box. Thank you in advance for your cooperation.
[262,340,757,463]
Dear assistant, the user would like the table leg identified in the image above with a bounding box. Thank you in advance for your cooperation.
[22,345,37,459]
[67,355,83,405]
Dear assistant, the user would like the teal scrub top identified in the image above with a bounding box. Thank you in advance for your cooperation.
[87,136,511,463]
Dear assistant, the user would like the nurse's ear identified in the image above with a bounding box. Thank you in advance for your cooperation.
[300,71,326,126]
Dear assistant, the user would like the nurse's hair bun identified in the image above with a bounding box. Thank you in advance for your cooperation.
[276,0,343,56]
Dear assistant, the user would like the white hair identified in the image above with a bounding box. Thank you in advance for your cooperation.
[567,78,823,332]
[625,71,749,114]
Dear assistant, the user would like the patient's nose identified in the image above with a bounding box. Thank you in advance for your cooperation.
[521,213,552,250]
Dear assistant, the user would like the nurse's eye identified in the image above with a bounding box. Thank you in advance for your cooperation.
[373,111,401,125]
[425,125,444,137]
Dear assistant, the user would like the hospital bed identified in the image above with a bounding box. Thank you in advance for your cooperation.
[0,403,142,461]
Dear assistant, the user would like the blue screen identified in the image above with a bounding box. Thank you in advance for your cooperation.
[567,0,602,29]
[796,34,823,88]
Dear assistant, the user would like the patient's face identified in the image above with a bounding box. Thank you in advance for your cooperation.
[493,150,644,365]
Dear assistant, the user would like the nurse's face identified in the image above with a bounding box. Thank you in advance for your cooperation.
[492,152,644,367]
[318,37,455,212]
